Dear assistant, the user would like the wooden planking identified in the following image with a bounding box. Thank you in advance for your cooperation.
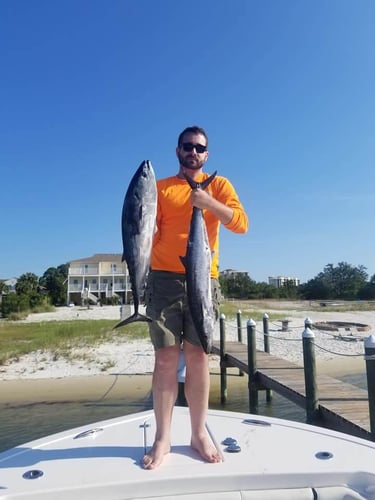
[211,340,372,440]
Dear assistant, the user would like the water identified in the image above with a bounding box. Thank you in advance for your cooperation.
[0,372,366,454]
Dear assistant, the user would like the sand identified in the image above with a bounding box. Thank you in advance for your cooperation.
[1,303,374,402]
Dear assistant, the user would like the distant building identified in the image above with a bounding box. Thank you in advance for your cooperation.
[220,269,249,278]
[0,278,17,306]
[0,278,17,293]
[67,254,131,306]
[268,276,300,288]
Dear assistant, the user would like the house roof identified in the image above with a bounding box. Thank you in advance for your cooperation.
[69,254,123,264]
[0,278,18,285]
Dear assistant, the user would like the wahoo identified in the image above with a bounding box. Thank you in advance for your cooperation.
[180,171,217,353]
[114,160,157,329]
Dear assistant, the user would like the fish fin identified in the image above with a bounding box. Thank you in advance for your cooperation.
[204,343,212,354]
[113,313,152,329]
[199,336,211,354]
[201,332,213,354]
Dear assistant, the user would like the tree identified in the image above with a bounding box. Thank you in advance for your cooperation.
[358,274,375,300]
[298,277,331,300]
[219,274,282,299]
[278,280,298,299]
[1,293,29,317]
[298,262,368,300]
[220,273,253,299]
[41,264,68,305]
[15,273,39,295]
[322,262,368,299]
[15,272,45,310]
[1,273,44,316]
[0,280,8,295]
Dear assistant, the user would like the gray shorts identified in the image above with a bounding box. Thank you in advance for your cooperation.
[145,270,221,350]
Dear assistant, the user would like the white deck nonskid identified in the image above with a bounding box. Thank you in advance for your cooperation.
[1,407,375,499]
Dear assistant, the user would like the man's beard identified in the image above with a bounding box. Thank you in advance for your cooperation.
[177,152,205,170]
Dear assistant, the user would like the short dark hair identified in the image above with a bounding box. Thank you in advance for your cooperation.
[177,126,208,147]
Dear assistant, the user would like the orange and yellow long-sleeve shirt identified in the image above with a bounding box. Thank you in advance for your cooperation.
[151,172,248,279]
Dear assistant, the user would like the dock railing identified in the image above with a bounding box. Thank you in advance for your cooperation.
[215,311,375,440]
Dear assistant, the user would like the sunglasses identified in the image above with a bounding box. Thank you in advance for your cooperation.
[181,142,207,154]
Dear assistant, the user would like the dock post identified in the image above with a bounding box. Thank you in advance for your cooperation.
[247,319,258,414]
[364,335,375,438]
[302,318,320,424]
[237,310,244,376]
[219,313,227,404]
[263,313,270,353]
[237,310,243,343]
[262,313,272,402]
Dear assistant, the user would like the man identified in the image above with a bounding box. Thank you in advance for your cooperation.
[142,126,248,469]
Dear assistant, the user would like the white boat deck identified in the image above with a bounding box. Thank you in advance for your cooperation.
[1,407,375,499]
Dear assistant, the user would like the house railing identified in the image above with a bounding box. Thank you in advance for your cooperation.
[69,267,126,276]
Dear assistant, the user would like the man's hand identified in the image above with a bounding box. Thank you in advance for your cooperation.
[190,188,233,225]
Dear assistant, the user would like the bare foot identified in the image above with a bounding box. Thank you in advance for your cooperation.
[191,433,222,463]
[142,439,171,470]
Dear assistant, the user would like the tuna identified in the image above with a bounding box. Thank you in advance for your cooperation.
[114,160,157,329]
[180,171,217,353]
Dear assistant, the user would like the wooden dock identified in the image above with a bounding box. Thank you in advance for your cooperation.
[211,339,373,441]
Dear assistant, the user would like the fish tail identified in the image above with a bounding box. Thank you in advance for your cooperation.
[183,170,217,190]
[200,170,217,190]
[201,339,212,354]
[113,313,152,329]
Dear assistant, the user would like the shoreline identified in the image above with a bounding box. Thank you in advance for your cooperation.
[0,303,372,405]
[0,374,153,406]
[0,359,366,407]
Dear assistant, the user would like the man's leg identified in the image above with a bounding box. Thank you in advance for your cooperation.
[142,344,180,469]
[183,341,222,463]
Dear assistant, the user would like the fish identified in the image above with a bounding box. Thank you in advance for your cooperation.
[114,160,157,329]
[180,171,217,353]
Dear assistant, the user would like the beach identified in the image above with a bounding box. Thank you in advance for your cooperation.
[1,303,374,402]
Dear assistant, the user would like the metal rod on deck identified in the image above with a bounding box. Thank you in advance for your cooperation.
[247,318,258,414]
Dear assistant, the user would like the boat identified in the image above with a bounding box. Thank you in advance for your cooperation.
[1,406,375,499]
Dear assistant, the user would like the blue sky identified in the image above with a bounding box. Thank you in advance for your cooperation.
[1,0,375,284]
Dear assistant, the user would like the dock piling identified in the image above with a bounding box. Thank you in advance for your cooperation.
[365,335,375,438]
[247,319,258,414]
[262,313,272,402]
[211,314,373,441]
[237,310,244,376]
[219,313,227,404]
[302,318,320,424]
